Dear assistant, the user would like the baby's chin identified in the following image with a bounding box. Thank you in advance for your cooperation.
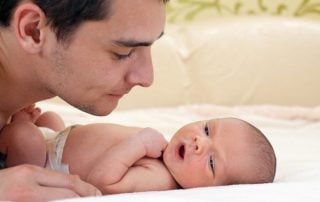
[161,150,183,189]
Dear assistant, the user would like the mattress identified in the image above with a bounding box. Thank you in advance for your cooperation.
[37,102,320,202]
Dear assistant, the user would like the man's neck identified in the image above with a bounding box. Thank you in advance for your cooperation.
[0,57,52,128]
[0,87,54,130]
[0,80,54,117]
[0,28,55,128]
[0,35,10,128]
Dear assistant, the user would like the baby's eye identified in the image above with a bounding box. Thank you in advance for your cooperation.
[204,123,209,136]
[209,156,215,171]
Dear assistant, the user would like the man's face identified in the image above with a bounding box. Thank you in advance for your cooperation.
[39,0,166,115]
[163,118,252,188]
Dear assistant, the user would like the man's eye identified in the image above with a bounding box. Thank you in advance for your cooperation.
[204,123,209,136]
[209,156,215,171]
[114,52,132,60]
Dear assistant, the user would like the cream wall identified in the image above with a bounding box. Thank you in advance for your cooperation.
[117,16,320,110]
[116,0,320,110]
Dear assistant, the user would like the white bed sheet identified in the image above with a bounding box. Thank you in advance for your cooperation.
[38,102,320,202]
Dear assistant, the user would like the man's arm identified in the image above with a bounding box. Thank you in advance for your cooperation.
[0,106,101,200]
[86,128,168,193]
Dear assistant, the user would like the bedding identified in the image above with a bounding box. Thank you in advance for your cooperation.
[38,102,320,202]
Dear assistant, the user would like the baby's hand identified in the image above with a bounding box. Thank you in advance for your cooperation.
[136,127,168,158]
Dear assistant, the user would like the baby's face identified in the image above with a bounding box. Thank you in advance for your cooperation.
[163,118,252,188]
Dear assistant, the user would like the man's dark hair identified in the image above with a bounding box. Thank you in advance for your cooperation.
[0,0,169,41]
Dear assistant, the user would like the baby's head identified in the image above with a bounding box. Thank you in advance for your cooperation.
[163,117,276,188]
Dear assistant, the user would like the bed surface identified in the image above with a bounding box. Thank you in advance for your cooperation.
[40,102,320,202]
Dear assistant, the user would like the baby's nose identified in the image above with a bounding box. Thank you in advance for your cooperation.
[193,136,206,154]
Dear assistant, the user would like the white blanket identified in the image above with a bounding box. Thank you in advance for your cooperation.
[39,102,320,201]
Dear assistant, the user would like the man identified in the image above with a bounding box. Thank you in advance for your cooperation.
[0,0,167,200]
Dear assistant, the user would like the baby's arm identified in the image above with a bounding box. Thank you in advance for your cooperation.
[86,128,173,194]
[101,157,178,193]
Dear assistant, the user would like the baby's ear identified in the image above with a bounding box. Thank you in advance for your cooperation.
[13,3,47,54]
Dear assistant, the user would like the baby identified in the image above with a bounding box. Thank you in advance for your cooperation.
[0,105,276,194]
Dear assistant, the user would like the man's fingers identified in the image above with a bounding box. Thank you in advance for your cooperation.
[8,165,101,196]
[20,187,81,202]
[35,168,102,196]
[0,165,101,201]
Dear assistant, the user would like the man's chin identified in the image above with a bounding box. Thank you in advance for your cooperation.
[90,105,119,116]
[70,102,119,116]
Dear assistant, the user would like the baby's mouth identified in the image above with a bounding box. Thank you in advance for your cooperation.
[178,144,185,160]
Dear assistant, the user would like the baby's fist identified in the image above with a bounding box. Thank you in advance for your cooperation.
[136,127,168,158]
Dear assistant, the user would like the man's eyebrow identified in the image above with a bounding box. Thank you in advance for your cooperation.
[113,31,164,48]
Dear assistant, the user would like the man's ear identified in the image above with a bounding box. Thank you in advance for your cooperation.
[13,3,48,54]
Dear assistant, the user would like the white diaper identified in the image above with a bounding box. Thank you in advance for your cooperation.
[41,126,75,173]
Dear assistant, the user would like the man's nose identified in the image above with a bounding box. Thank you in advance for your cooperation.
[126,48,154,87]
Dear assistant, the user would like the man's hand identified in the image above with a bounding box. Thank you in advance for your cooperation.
[0,165,101,201]
[136,127,168,158]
